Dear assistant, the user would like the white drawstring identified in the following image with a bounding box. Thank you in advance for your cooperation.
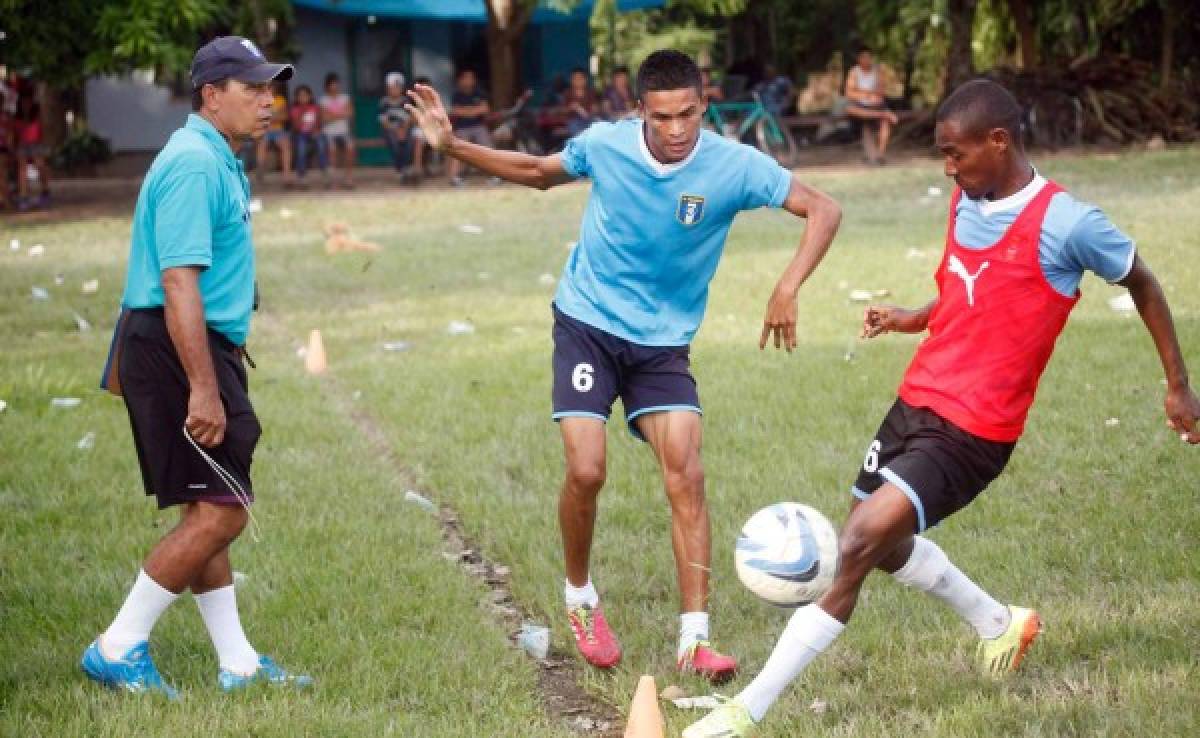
[181,424,262,542]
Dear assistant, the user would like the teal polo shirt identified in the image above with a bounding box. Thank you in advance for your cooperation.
[121,114,255,345]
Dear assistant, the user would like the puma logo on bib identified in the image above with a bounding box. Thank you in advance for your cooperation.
[948,254,990,307]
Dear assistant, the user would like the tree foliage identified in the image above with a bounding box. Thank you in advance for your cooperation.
[0,0,294,89]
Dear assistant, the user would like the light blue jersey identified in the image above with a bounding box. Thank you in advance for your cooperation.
[121,114,255,345]
[555,119,793,346]
[954,173,1135,295]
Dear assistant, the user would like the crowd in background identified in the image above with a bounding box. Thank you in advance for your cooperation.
[0,69,52,212]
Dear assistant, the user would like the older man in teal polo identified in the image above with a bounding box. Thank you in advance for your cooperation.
[83,37,310,696]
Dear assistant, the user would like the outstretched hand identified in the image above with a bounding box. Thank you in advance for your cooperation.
[405,84,453,152]
[1165,384,1200,444]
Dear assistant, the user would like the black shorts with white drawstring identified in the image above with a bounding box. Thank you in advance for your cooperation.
[118,309,260,509]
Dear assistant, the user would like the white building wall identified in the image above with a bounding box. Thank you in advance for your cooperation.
[290,7,351,96]
[85,74,192,153]
[410,20,454,97]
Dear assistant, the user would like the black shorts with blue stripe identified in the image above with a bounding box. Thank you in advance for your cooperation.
[852,398,1015,532]
[550,304,700,441]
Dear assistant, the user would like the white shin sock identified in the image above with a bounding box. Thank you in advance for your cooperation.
[102,569,178,658]
[195,584,260,675]
[678,611,710,658]
[736,604,844,723]
[891,536,1010,639]
[564,578,599,609]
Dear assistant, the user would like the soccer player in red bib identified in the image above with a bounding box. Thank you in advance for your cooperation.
[686,79,1200,737]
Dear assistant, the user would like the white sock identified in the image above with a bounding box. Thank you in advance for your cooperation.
[195,584,260,675]
[677,611,710,658]
[891,536,1011,639]
[736,604,844,723]
[564,578,599,609]
[102,569,178,658]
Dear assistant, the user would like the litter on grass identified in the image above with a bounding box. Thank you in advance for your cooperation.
[0,399,7,413]
[82,279,99,294]
[1108,292,1136,313]
[31,286,49,300]
[404,489,436,511]
[517,623,550,660]
[9,238,18,251]
[459,224,484,235]
[72,311,92,332]
[51,397,82,408]
[76,432,96,450]
[538,273,556,286]
[54,274,64,285]
[1105,417,1120,427]
[29,244,44,257]
[447,320,475,335]
[248,198,263,214]
[381,341,410,352]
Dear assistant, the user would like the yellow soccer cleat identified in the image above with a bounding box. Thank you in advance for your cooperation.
[977,605,1042,676]
[682,697,756,738]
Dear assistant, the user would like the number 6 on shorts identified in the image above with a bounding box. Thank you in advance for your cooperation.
[863,439,882,473]
[572,363,594,393]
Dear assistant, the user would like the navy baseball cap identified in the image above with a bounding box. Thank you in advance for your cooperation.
[191,36,294,89]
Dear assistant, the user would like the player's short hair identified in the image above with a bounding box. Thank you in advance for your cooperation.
[612,65,629,77]
[636,49,702,100]
[191,78,229,112]
[937,78,1023,144]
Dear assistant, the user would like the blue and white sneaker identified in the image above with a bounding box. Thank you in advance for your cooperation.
[219,655,314,692]
[81,639,180,699]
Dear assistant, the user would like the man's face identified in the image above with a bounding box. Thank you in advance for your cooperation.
[208,78,274,141]
[858,52,873,69]
[570,72,587,91]
[935,118,1008,199]
[387,81,403,97]
[457,72,476,92]
[639,87,705,163]
[614,72,628,90]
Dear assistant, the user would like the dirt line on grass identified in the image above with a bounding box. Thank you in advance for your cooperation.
[320,375,623,737]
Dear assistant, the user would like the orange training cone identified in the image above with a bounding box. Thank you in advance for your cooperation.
[623,674,664,738]
[305,329,327,374]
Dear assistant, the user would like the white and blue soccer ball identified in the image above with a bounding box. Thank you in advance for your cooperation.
[735,502,839,607]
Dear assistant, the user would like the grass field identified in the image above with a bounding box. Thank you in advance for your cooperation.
[2,147,1198,737]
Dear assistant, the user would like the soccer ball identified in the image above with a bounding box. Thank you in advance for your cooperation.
[735,502,839,607]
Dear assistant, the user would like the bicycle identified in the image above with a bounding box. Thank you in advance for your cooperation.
[704,92,797,166]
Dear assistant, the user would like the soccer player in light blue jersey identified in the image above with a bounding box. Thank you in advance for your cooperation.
[407,50,842,681]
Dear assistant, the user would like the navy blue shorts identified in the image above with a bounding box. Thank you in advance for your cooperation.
[551,305,700,441]
[852,398,1015,532]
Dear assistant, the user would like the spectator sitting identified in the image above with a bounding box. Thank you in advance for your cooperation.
[289,84,327,185]
[14,91,50,211]
[378,71,414,178]
[561,67,598,137]
[320,73,356,188]
[447,68,493,186]
[701,67,724,103]
[756,63,793,117]
[844,46,898,165]
[602,65,636,121]
[256,81,294,187]
[0,105,12,211]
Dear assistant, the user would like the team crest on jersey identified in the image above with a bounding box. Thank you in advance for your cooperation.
[676,194,705,226]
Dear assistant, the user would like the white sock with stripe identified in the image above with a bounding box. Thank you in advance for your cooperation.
[102,569,178,658]
[891,536,1010,639]
[736,604,844,723]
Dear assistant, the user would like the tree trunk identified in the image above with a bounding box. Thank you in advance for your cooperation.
[485,0,533,110]
[1160,0,1176,90]
[945,0,979,96]
[1008,0,1039,69]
